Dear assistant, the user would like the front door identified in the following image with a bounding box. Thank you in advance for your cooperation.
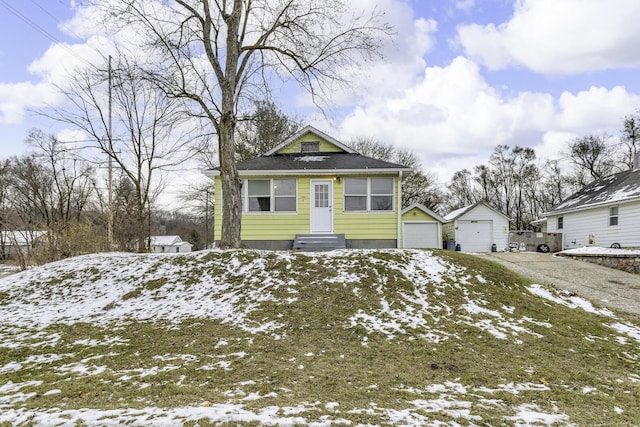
[310,180,333,233]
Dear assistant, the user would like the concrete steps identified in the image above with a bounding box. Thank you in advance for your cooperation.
[292,234,346,250]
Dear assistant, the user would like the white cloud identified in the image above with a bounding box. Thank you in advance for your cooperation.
[0,81,61,124]
[337,56,640,183]
[296,0,438,107]
[455,0,476,12]
[457,0,640,74]
[554,86,640,131]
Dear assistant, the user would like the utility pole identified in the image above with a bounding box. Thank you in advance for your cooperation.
[107,55,114,248]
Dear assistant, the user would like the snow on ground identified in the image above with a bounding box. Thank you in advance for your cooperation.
[0,249,553,347]
[560,246,640,256]
[527,284,614,317]
[0,249,635,426]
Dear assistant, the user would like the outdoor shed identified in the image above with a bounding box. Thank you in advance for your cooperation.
[401,204,444,248]
[443,201,510,252]
[150,235,193,253]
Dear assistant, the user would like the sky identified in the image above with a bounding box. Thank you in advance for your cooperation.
[2,0,640,205]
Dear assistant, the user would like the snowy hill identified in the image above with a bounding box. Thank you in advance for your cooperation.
[0,249,639,426]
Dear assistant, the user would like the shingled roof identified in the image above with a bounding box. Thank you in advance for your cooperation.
[236,152,409,173]
[204,125,412,177]
[546,168,640,215]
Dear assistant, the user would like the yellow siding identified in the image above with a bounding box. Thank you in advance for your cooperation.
[278,133,344,154]
[214,174,400,241]
[401,207,437,221]
[241,175,312,240]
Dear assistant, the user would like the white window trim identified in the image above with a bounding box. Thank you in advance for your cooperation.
[244,178,297,214]
[609,206,619,227]
[343,177,394,213]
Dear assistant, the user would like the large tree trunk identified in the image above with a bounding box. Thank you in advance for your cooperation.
[217,0,243,249]
[218,118,242,249]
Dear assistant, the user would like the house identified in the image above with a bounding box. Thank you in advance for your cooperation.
[543,168,640,249]
[150,235,193,253]
[0,230,46,259]
[206,125,412,249]
[400,203,445,248]
[442,201,510,252]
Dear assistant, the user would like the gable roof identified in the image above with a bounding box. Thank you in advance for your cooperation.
[235,152,410,174]
[402,203,445,223]
[443,201,511,222]
[545,168,640,215]
[204,125,412,177]
[150,235,183,246]
[264,125,356,155]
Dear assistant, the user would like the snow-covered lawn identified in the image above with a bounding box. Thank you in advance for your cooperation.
[0,249,638,426]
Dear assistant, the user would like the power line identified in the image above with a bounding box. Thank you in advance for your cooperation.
[0,0,97,71]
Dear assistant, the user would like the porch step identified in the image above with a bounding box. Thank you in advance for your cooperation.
[292,234,346,251]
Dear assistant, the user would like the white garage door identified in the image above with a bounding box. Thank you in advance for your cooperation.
[403,222,440,248]
[456,220,492,252]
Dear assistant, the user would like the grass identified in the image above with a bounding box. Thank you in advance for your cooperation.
[0,249,639,425]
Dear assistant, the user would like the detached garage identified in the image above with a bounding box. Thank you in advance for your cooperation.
[443,201,510,252]
[401,204,445,248]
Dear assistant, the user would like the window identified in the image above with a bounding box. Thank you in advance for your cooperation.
[344,178,367,211]
[557,217,563,230]
[609,206,619,226]
[247,180,271,211]
[274,179,296,211]
[301,141,320,152]
[370,177,393,210]
[245,179,296,212]
[344,177,394,212]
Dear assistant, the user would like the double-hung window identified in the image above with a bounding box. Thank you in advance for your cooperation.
[246,179,296,212]
[344,177,394,212]
[609,206,619,226]
[557,216,563,230]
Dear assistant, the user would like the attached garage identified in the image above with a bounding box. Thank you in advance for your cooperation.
[401,204,444,249]
[442,201,511,252]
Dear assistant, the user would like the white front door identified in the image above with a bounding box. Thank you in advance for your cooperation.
[310,180,333,233]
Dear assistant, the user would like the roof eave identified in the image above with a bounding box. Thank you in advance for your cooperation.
[544,195,640,216]
[401,203,445,223]
[236,168,411,176]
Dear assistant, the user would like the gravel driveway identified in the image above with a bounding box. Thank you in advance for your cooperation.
[477,252,640,317]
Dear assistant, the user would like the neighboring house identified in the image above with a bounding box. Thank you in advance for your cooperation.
[0,230,46,259]
[442,201,510,252]
[150,235,193,253]
[401,203,445,248]
[205,125,412,249]
[543,168,640,249]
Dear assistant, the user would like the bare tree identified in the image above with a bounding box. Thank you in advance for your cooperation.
[5,130,97,262]
[445,169,478,211]
[567,134,616,185]
[621,113,640,169]
[43,54,191,251]
[92,0,392,248]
